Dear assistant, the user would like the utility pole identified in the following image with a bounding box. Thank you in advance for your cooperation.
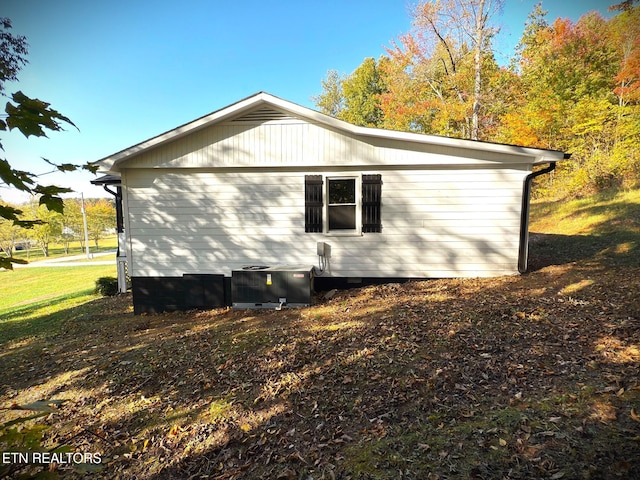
[81,193,92,259]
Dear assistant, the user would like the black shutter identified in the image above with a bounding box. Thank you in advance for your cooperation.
[362,174,382,233]
[305,175,323,232]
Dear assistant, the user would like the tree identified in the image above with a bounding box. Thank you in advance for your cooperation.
[609,0,639,12]
[0,18,27,95]
[372,0,503,139]
[409,0,503,139]
[609,5,640,107]
[313,70,345,117]
[0,18,97,269]
[339,57,387,127]
[379,29,473,136]
[86,198,116,247]
[508,4,640,194]
[59,198,83,253]
[24,198,62,257]
[0,202,23,256]
[512,2,548,73]
[314,60,388,127]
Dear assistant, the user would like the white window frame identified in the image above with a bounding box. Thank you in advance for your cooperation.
[325,176,362,236]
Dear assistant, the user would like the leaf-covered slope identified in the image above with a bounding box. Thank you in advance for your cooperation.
[2,191,640,479]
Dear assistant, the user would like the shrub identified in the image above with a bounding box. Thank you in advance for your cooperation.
[94,276,118,296]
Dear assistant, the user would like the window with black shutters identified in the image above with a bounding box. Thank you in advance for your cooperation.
[304,174,382,234]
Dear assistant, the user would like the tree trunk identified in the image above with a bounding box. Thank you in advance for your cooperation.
[471,0,486,141]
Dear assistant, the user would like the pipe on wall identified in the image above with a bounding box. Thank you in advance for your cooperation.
[518,162,557,274]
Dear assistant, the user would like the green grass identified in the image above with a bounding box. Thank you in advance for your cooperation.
[7,235,118,263]
[529,188,640,270]
[0,264,116,344]
[531,188,640,236]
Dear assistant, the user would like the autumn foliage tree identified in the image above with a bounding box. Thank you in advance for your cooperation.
[315,0,503,139]
[505,5,640,194]
[315,1,640,197]
[85,198,116,247]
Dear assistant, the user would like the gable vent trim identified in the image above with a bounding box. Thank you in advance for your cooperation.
[231,108,296,123]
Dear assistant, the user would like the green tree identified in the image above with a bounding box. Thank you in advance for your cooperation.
[313,69,345,117]
[59,198,83,253]
[86,198,116,248]
[0,202,23,256]
[24,199,62,257]
[338,57,387,127]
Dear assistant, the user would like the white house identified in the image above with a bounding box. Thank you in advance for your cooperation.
[94,92,567,313]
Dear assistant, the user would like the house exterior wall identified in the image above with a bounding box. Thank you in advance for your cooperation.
[122,163,529,281]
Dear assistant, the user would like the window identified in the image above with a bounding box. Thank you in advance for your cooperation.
[304,174,382,234]
[328,178,357,231]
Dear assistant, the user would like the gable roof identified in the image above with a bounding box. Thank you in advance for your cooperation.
[95,92,567,173]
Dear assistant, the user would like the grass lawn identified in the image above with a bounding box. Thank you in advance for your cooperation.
[1,190,639,479]
[0,265,117,344]
[530,188,640,236]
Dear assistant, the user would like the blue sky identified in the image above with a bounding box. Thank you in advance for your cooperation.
[1,0,615,203]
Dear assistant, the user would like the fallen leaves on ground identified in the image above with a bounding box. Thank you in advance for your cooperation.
[2,242,640,479]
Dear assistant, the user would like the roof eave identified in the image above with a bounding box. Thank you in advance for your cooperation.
[252,95,569,162]
[95,91,569,172]
[95,92,277,172]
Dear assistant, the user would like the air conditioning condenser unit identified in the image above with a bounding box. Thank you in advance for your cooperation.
[231,265,315,309]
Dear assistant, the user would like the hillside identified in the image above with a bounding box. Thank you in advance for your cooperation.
[1,190,639,479]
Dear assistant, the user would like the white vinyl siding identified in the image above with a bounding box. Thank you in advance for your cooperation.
[123,165,527,279]
[117,117,537,171]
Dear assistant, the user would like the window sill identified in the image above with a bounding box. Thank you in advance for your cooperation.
[323,231,363,237]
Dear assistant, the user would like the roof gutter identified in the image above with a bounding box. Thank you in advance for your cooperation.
[518,161,557,274]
